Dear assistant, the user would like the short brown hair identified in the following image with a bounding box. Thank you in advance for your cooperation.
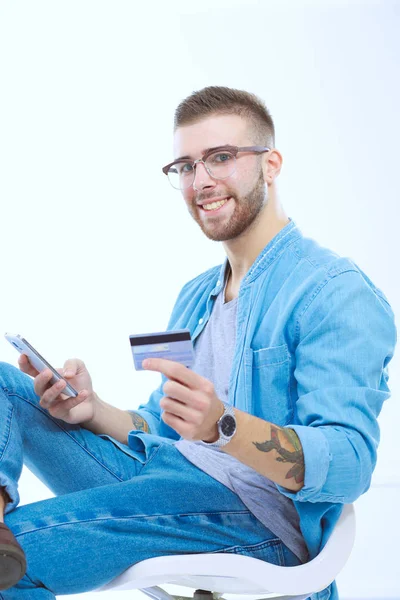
[174,86,275,147]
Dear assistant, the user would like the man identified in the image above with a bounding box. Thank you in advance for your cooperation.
[0,86,396,600]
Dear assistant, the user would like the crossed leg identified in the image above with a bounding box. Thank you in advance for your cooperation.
[0,363,300,599]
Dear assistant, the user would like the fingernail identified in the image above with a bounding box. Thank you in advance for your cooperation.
[64,370,72,377]
[142,360,150,368]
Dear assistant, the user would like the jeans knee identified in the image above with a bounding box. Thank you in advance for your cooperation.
[0,361,33,395]
[0,360,21,382]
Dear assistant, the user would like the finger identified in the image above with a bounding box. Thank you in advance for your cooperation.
[163,380,192,404]
[162,410,185,431]
[161,411,195,439]
[160,396,202,423]
[62,358,82,378]
[18,354,40,377]
[47,390,88,418]
[143,358,203,389]
[40,378,68,408]
[162,381,209,413]
[34,368,57,397]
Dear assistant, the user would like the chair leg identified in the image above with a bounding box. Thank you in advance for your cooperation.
[140,588,312,600]
[141,587,193,600]
[141,587,223,600]
[193,590,216,600]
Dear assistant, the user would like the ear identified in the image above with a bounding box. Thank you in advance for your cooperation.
[261,149,283,184]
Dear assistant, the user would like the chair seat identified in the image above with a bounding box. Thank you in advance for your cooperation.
[99,504,355,598]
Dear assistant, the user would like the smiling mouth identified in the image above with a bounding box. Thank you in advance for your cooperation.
[200,197,231,212]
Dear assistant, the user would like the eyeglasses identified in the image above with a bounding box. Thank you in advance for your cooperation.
[162,145,270,190]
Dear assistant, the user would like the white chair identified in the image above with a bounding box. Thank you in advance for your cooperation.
[98,504,355,600]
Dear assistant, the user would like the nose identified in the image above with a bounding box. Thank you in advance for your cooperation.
[193,160,216,192]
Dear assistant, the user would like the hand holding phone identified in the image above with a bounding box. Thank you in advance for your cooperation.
[5,333,96,426]
[5,333,78,397]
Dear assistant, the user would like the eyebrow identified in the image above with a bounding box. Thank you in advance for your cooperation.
[174,145,232,162]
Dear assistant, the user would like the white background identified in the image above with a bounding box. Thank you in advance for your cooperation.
[0,0,399,598]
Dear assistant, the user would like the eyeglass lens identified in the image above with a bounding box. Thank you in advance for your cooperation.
[168,150,236,190]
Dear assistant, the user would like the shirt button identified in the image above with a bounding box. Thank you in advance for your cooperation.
[199,318,204,324]
[216,280,220,286]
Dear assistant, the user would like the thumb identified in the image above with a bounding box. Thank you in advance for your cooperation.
[62,359,81,378]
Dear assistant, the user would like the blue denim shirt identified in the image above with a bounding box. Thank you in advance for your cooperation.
[132,220,396,595]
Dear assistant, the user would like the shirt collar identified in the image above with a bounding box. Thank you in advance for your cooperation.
[212,219,301,296]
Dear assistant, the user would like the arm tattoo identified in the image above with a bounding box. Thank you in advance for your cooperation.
[127,411,151,434]
[253,425,305,484]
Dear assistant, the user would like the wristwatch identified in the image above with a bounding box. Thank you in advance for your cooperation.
[201,402,237,448]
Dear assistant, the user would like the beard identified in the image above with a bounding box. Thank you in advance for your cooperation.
[188,169,267,242]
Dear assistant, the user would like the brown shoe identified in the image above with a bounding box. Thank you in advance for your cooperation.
[0,522,27,590]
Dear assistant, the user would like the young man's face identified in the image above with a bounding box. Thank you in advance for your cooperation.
[173,114,268,242]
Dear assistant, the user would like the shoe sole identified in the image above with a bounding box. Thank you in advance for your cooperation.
[0,544,27,590]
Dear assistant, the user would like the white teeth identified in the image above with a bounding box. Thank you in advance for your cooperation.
[202,198,229,211]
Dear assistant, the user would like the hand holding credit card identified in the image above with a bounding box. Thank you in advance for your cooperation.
[130,329,194,370]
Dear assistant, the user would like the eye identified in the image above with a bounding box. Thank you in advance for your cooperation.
[209,152,234,165]
[178,162,194,174]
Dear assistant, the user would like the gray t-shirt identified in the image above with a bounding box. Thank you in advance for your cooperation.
[175,266,309,563]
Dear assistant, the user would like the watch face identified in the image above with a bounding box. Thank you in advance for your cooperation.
[220,414,236,437]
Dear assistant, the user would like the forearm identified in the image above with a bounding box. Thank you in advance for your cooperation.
[82,394,150,445]
[222,409,305,492]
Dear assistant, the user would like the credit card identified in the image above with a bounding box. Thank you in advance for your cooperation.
[129,329,194,370]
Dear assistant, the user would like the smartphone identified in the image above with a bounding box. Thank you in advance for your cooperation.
[4,333,78,398]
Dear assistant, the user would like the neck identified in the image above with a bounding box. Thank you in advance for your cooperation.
[222,185,289,292]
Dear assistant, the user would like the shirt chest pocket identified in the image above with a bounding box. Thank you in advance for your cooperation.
[244,343,294,426]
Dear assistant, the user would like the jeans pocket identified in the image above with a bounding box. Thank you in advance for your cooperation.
[245,345,294,426]
[97,434,147,462]
[128,431,169,469]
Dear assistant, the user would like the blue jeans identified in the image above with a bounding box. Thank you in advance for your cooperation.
[0,362,301,599]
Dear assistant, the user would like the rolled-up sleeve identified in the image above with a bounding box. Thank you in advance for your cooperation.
[133,377,180,440]
[133,383,164,436]
[129,280,193,440]
[277,268,396,503]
